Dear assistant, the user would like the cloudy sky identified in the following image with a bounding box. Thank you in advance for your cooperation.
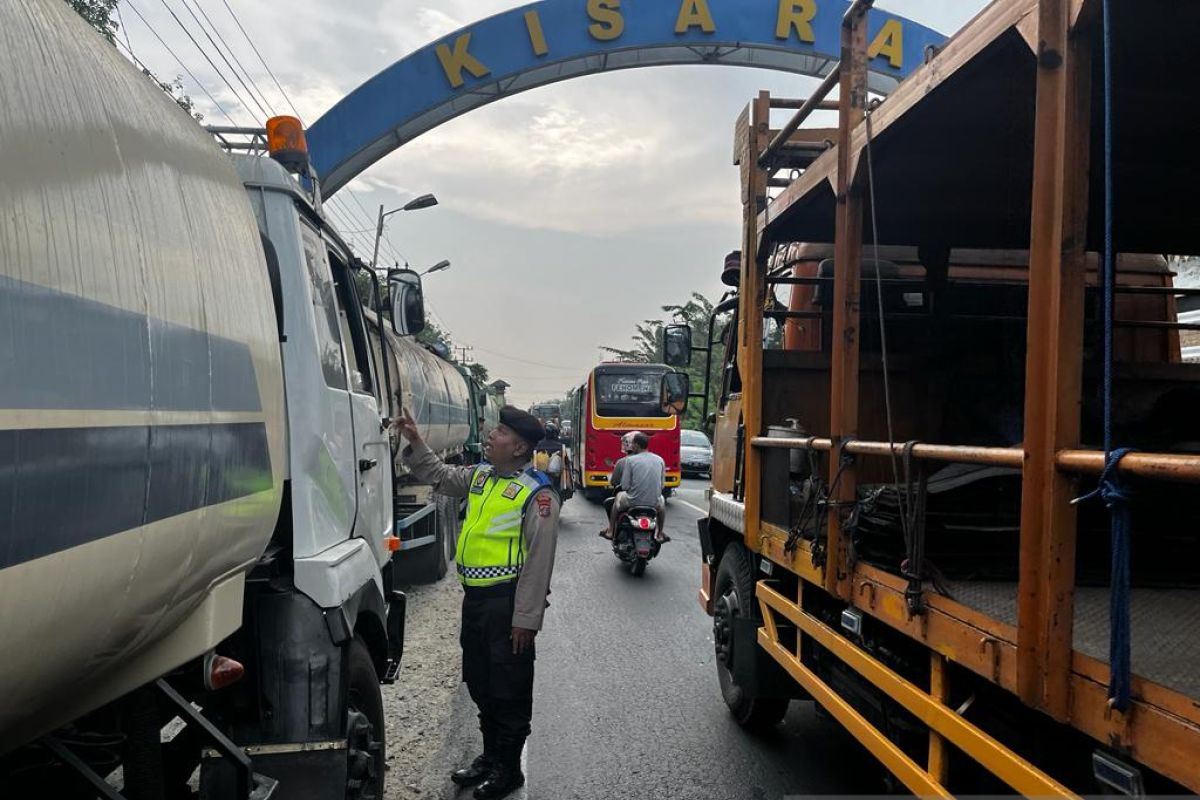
[115,0,989,405]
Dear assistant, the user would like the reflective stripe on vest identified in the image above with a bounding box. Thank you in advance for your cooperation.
[455,465,550,587]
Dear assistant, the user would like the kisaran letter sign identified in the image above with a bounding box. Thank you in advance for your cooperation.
[307,0,945,195]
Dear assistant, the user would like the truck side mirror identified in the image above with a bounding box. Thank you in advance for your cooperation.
[388,268,426,336]
[663,324,693,367]
[661,372,690,416]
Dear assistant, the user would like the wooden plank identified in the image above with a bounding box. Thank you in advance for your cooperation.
[761,533,1200,791]
[758,0,1038,239]
[1015,0,1091,721]
[739,92,770,553]
[767,127,838,147]
[1070,670,1200,792]
[825,9,869,598]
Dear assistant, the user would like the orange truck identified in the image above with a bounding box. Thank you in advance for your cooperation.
[664,0,1200,794]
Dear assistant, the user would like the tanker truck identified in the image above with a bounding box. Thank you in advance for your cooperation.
[365,315,480,583]
[0,2,418,797]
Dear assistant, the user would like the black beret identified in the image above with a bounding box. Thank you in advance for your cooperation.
[499,406,545,449]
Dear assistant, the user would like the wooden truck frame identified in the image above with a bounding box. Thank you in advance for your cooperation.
[683,0,1200,795]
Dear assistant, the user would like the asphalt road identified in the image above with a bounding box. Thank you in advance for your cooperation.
[436,478,883,800]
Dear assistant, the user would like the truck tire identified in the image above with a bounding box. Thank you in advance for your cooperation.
[346,636,385,800]
[712,544,790,730]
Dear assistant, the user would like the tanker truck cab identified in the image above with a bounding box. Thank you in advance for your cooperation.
[198,125,409,797]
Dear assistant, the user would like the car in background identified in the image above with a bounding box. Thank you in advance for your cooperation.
[680,429,713,479]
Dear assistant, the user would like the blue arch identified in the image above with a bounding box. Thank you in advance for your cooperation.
[307,1,945,195]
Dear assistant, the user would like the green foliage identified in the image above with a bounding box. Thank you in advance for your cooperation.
[64,0,201,120]
[466,362,489,383]
[603,291,727,430]
[67,0,118,42]
[416,319,453,352]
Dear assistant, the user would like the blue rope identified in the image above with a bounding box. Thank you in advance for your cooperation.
[1074,447,1134,711]
[1093,0,1133,712]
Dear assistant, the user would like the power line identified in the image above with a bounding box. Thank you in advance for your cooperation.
[128,0,406,269]
[151,0,257,122]
[470,344,581,372]
[116,3,136,55]
[218,0,302,119]
[176,0,272,120]
[344,188,406,264]
[122,0,240,125]
[323,201,376,254]
[183,0,277,118]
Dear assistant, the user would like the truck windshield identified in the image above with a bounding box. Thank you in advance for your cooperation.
[594,368,668,418]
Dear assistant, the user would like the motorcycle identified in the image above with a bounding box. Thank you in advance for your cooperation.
[604,498,662,577]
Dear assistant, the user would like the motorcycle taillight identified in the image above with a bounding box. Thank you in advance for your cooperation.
[634,517,652,530]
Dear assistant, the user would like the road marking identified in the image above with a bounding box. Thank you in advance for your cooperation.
[673,497,708,516]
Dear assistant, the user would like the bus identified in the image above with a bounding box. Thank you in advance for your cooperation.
[529,402,562,424]
[568,362,681,501]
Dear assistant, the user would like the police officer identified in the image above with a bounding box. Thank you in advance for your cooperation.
[392,405,559,800]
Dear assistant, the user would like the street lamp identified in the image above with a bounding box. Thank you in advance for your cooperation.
[420,259,451,276]
[371,193,439,269]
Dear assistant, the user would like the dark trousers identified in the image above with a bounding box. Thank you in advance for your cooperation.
[460,582,535,769]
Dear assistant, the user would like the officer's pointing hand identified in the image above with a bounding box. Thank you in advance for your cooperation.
[391,407,422,445]
[511,627,536,655]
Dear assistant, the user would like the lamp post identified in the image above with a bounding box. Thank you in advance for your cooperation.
[420,259,451,276]
[371,193,438,269]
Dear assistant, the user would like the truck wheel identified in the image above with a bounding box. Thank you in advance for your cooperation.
[346,636,385,800]
[712,544,789,730]
[584,488,606,504]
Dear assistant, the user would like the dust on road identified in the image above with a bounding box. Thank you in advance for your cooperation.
[383,574,463,800]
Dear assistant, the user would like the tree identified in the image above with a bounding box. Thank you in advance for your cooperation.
[466,362,489,383]
[603,291,727,429]
[64,0,202,120]
[67,0,118,42]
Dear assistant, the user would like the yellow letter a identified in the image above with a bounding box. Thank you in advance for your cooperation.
[868,19,903,69]
[435,33,490,89]
[675,0,716,34]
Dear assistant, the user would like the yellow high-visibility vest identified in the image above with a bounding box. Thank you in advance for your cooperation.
[456,465,550,587]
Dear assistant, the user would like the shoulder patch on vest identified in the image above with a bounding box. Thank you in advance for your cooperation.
[520,468,551,490]
[470,468,490,494]
[501,482,523,500]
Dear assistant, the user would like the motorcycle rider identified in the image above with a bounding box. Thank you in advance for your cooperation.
[599,431,669,543]
[533,423,567,498]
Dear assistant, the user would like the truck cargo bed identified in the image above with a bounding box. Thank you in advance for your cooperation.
[947,581,1200,700]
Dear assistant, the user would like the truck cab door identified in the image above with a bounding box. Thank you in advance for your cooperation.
[327,246,392,568]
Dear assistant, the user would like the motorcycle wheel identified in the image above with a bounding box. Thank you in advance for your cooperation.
[630,558,647,577]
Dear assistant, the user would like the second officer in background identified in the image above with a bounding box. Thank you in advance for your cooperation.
[392,405,559,800]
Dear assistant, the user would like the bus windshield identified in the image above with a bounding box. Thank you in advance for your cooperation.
[594,367,668,418]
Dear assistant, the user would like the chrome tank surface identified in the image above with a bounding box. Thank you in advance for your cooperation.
[366,313,471,460]
[0,0,285,751]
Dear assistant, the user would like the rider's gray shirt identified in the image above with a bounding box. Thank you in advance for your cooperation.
[615,450,665,507]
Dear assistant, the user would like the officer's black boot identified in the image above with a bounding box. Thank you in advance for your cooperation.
[472,744,524,800]
[451,754,495,787]
[452,721,498,786]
